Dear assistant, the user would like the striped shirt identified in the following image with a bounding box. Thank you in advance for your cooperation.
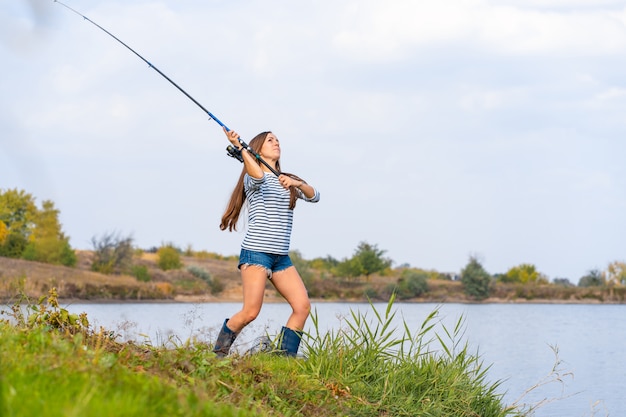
[241,172,320,255]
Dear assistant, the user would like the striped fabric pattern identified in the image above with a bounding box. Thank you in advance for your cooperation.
[241,172,320,255]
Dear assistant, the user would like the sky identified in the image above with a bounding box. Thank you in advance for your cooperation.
[2,0,625,282]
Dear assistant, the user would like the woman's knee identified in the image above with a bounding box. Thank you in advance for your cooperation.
[241,307,261,324]
[293,298,311,317]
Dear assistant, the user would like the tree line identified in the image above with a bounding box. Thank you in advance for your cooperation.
[1,188,624,296]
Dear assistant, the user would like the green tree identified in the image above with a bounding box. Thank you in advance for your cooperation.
[91,232,134,274]
[0,189,36,257]
[340,242,391,279]
[0,189,36,236]
[0,189,76,266]
[461,256,492,300]
[333,257,363,279]
[356,242,392,278]
[22,200,76,266]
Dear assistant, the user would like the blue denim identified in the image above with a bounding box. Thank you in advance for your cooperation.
[238,248,293,279]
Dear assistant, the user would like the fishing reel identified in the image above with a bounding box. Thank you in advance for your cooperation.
[226,145,244,163]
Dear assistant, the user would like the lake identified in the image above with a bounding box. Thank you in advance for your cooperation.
[61,301,624,417]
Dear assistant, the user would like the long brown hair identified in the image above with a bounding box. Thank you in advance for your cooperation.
[219,131,304,232]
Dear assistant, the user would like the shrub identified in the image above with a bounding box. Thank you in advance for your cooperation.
[208,277,224,295]
[157,245,182,271]
[395,269,429,299]
[131,265,151,282]
[185,265,224,295]
[187,265,211,283]
[91,232,134,274]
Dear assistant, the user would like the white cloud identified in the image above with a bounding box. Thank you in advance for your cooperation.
[458,86,530,111]
[595,87,626,101]
[332,0,626,60]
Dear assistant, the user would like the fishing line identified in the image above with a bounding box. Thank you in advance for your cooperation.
[53,0,279,176]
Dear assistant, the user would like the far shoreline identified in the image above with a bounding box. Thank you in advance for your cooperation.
[53,295,625,305]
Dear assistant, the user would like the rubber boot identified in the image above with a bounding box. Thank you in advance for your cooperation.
[213,319,239,358]
[278,326,303,357]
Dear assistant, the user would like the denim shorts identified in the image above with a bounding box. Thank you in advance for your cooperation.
[238,248,293,279]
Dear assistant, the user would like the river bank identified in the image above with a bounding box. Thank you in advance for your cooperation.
[1,253,624,305]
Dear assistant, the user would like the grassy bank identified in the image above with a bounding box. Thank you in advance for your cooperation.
[0,290,529,416]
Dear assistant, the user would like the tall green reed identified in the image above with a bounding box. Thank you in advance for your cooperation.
[301,293,523,417]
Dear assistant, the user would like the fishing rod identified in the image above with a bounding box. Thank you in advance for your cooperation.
[53,0,280,176]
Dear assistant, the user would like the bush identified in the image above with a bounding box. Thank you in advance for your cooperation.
[91,232,134,274]
[157,245,182,271]
[131,265,151,282]
[187,265,211,283]
[395,269,429,300]
[186,266,224,294]
[208,277,225,295]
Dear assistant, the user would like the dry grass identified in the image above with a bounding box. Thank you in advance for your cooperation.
[0,251,246,303]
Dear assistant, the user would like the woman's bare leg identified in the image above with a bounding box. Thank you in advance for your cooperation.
[226,265,268,332]
[270,266,311,330]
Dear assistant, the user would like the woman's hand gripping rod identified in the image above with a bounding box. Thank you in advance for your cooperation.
[53,0,280,177]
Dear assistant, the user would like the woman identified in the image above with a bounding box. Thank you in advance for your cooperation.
[213,127,320,357]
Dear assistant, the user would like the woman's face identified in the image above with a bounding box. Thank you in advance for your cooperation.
[260,133,281,161]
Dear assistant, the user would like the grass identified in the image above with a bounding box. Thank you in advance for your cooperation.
[302,295,519,416]
[0,290,527,417]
